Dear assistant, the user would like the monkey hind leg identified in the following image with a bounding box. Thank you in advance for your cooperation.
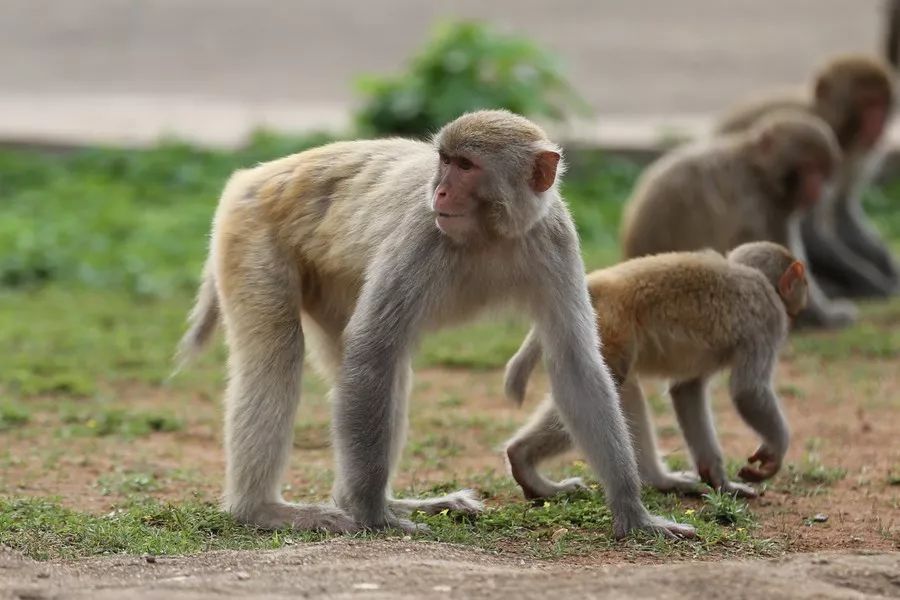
[218,242,355,533]
[505,397,588,500]
[620,377,701,495]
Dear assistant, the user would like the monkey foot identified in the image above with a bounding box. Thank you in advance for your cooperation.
[237,502,358,533]
[390,489,484,516]
[647,471,703,495]
[616,511,697,540]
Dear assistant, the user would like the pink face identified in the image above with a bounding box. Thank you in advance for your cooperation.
[857,92,890,149]
[797,162,828,209]
[432,151,483,240]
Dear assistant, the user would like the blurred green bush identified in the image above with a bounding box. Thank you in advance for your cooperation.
[354,20,589,137]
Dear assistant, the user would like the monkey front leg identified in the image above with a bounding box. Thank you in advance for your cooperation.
[729,355,790,486]
[330,261,426,532]
[669,378,757,498]
[532,246,694,539]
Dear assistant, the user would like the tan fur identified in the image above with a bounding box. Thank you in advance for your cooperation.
[177,110,695,539]
[505,242,802,499]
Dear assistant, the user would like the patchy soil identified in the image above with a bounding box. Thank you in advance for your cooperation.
[3,346,899,558]
[2,541,899,600]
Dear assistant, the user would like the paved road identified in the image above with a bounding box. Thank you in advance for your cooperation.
[0,0,889,147]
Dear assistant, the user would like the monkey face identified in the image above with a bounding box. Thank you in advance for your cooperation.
[431,150,484,241]
[854,89,891,150]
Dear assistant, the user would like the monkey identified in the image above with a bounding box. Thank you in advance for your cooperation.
[717,54,899,301]
[887,0,900,69]
[175,110,695,539]
[620,109,850,329]
[503,241,805,501]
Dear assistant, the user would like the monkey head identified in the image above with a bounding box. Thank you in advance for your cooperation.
[429,110,563,243]
[749,110,841,210]
[813,54,896,152]
[727,241,809,318]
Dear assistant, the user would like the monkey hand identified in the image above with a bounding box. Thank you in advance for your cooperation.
[738,446,782,483]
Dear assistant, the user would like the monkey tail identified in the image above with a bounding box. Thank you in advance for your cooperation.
[172,259,220,375]
[503,327,542,406]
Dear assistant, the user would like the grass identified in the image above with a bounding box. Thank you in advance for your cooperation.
[0,136,898,561]
[0,476,774,561]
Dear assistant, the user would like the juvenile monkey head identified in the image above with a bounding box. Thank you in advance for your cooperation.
[812,54,895,152]
[727,242,808,318]
[748,110,841,210]
[429,110,563,243]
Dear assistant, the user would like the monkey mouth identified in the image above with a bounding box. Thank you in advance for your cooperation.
[437,212,466,218]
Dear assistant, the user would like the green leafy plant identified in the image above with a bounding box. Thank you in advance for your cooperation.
[355,20,589,136]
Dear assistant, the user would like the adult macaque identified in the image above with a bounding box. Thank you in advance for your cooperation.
[717,54,899,300]
[621,110,848,328]
[504,242,805,499]
[176,110,694,539]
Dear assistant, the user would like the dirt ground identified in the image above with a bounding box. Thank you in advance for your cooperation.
[2,312,899,597]
[2,542,899,599]
[4,358,899,556]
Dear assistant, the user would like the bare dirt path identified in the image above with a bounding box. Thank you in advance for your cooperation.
[2,542,898,600]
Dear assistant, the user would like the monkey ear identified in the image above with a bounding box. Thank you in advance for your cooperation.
[778,260,806,297]
[531,151,561,193]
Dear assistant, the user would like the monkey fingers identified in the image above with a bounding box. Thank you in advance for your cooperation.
[738,448,781,482]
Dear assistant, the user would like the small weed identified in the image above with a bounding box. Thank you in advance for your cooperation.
[97,471,161,496]
[700,491,753,527]
[437,394,464,408]
[60,408,183,438]
[887,467,900,486]
[0,403,30,431]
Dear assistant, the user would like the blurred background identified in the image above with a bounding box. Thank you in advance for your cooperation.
[0,0,888,147]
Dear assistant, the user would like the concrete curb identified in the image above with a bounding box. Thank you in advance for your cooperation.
[4,96,900,172]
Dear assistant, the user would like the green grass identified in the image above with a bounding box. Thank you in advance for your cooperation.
[0,402,29,431]
[0,477,774,561]
[59,407,183,438]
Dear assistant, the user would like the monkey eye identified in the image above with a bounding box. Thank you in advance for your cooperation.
[439,152,451,165]
[457,157,474,171]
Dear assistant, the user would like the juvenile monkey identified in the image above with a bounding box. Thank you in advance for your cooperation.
[504,242,806,500]
[621,110,848,328]
[177,110,694,539]
[717,54,899,300]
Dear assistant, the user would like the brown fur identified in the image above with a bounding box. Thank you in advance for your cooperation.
[505,242,804,499]
[717,54,900,302]
[620,109,851,328]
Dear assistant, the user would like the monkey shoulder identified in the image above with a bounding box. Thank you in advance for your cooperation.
[716,94,810,134]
